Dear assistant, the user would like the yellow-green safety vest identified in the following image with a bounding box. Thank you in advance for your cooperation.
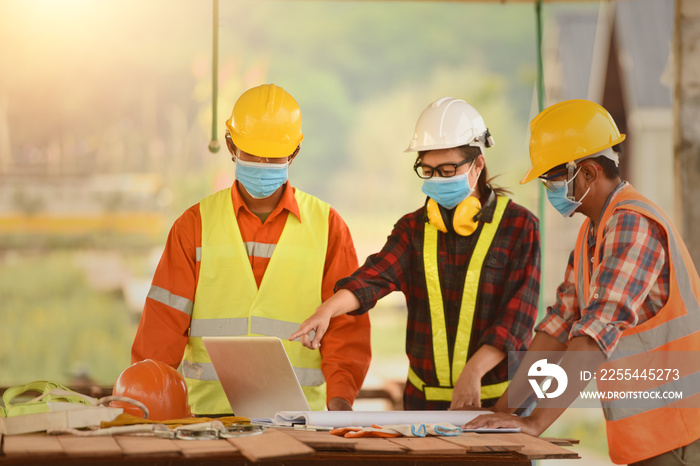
[408,195,510,402]
[182,187,329,415]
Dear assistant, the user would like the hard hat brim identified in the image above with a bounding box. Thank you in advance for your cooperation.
[404,142,459,153]
[404,141,485,154]
[230,129,303,158]
[520,167,538,185]
[521,133,626,185]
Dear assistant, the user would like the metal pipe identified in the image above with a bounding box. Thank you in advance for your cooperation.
[535,0,546,319]
[208,0,220,153]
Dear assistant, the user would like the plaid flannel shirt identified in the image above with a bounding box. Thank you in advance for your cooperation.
[537,182,670,356]
[338,197,540,410]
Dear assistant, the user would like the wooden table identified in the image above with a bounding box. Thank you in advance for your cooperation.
[0,429,580,465]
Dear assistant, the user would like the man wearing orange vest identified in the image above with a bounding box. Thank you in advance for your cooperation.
[131,84,371,416]
[466,99,700,465]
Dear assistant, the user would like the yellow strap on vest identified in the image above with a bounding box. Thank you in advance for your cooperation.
[407,366,509,401]
[417,196,509,401]
[451,196,509,383]
[423,223,451,385]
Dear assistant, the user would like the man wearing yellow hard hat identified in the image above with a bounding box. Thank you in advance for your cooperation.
[131,84,371,416]
[467,99,700,465]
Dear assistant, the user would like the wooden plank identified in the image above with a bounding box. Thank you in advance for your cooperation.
[3,435,64,456]
[442,433,524,453]
[57,436,123,457]
[351,437,408,454]
[114,435,181,456]
[540,436,580,446]
[285,430,357,451]
[173,439,240,457]
[387,437,467,455]
[505,433,580,460]
[227,429,314,462]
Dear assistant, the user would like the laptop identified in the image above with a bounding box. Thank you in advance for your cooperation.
[202,336,311,419]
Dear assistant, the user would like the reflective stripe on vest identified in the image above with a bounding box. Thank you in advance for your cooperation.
[407,366,509,401]
[183,187,329,415]
[572,185,700,464]
[182,361,325,386]
[189,316,303,340]
[409,196,509,402]
[244,241,276,259]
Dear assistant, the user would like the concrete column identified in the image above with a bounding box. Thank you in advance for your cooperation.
[674,0,700,264]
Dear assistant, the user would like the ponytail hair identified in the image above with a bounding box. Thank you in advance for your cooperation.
[455,145,511,197]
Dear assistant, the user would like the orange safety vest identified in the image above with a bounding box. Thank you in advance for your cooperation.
[573,185,700,464]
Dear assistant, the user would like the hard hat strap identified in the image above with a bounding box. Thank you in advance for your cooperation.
[566,162,579,200]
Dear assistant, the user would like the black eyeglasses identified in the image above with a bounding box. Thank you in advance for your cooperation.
[413,158,471,179]
[539,168,568,181]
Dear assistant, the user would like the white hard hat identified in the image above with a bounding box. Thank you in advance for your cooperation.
[405,97,494,153]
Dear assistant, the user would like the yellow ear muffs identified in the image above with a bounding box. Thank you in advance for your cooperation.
[426,198,448,233]
[426,196,482,236]
[453,196,482,236]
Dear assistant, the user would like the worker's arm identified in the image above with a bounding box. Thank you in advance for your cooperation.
[465,335,605,435]
[321,308,371,410]
[567,211,667,357]
[491,331,568,414]
[484,250,579,415]
[291,212,415,350]
[291,289,360,350]
[131,207,200,367]
[450,344,505,409]
[476,206,541,361]
[316,208,371,410]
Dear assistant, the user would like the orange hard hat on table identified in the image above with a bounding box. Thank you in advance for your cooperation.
[110,359,191,421]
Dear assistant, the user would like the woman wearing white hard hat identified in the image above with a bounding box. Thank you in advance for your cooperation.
[292,97,541,411]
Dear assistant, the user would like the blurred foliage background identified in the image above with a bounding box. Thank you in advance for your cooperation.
[0,0,612,462]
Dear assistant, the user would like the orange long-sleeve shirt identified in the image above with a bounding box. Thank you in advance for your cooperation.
[132,181,371,406]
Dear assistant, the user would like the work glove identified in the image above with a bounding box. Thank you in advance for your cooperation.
[331,423,461,438]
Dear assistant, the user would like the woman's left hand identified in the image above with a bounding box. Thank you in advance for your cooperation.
[449,369,481,410]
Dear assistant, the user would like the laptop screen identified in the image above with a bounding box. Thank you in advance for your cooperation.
[202,336,311,419]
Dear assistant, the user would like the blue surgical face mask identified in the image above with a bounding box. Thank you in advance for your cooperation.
[235,158,289,199]
[545,170,590,217]
[421,164,477,209]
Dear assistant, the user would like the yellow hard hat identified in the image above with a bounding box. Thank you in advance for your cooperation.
[225,84,304,158]
[520,99,626,184]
